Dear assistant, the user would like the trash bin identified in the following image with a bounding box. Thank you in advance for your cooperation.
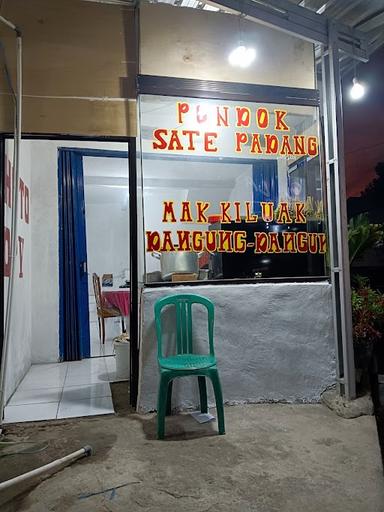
[113,339,130,380]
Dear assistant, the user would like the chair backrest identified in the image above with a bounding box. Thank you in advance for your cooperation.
[154,294,215,360]
[92,273,102,309]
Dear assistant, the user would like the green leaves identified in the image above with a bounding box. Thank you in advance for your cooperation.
[348,213,383,265]
[351,285,384,345]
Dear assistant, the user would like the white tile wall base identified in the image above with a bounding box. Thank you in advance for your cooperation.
[3,357,117,424]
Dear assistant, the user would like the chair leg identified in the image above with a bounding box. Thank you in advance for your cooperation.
[97,318,101,343]
[198,376,208,414]
[121,317,125,333]
[166,379,173,416]
[210,370,225,435]
[157,373,170,440]
[101,317,105,344]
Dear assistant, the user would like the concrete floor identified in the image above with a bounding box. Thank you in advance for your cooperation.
[1,399,383,511]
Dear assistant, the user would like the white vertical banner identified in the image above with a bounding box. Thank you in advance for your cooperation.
[3,139,32,403]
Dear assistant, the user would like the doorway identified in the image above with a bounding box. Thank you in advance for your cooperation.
[83,153,130,359]
[58,148,129,362]
[1,137,139,423]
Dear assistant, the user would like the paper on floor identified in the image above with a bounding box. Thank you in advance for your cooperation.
[190,411,216,424]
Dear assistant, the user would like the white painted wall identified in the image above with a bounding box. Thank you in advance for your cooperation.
[3,140,32,402]
[140,3,315,89]
[144,186,188,274]
[85,202,129,289]
[229,166,254,215]
[83,156,129,293]
[278,158,289,202]
[138,282,335,412]
[29,140,127,364]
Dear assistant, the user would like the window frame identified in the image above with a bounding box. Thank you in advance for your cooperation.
[137,75,329,287]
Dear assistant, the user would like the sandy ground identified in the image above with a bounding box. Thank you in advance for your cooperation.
[0,386,383,511]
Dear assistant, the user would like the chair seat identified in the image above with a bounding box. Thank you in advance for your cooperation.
[159,354,216,371]
[98,306,121,318]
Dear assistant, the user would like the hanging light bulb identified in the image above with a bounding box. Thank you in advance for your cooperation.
[228,44,256,68]
[228,6,255,69]
[350,77,365,100]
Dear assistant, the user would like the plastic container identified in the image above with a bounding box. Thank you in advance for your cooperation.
[113,340,130,380]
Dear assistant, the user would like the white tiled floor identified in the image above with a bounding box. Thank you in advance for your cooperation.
[3,357,119,424]
[90,317,130,357]
[90,320,116,357]
[89,292,122,357]
[3,294,129,424]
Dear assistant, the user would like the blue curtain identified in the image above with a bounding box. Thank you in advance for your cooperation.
[58,150,90,361]
[252,160,278,213]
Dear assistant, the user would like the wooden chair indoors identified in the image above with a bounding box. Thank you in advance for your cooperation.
[92,273,125,344]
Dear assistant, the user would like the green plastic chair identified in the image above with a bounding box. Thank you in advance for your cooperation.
[155,294,225,439]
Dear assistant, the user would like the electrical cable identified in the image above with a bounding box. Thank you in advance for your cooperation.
[0,40,17,100]
[345,141,384,154]
[0,441,49,457]
[0,440,36,443]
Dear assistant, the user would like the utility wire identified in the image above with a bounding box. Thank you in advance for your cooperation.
[0,40,17,100]
[345,141,384,154]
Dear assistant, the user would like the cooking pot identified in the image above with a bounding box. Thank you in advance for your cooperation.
[151,251,203,280]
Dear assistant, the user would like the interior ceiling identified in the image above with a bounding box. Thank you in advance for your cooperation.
[83,157,128,204]
[152,0,384,74]
[81,0,136,5]
[79,0,383,75]
[83,157,129,179]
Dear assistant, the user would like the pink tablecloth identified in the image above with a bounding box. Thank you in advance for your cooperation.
[102,290,131,317]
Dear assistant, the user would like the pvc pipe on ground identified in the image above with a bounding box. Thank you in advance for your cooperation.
[0,15,17,32]
[0,445,92,492]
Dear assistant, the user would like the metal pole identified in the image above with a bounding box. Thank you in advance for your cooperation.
[320,47,342,396]
[129,137,139,408]
[322,23,356,400]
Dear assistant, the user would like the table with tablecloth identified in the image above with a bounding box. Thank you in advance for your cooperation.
[102,289,131,317]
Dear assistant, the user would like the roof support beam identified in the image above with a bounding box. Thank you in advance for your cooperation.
[209,0,368,60]
[320,24,356,400]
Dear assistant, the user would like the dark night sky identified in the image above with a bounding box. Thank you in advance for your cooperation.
[343,45,384,198]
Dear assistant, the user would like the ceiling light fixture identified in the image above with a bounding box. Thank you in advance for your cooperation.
[228,2,255,68]
[350,77,365,100]
[350,40,365,101]
[228,45,256,68]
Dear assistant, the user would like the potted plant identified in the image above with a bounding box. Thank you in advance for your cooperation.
[351,281,384,392]
[348,215,384,392]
